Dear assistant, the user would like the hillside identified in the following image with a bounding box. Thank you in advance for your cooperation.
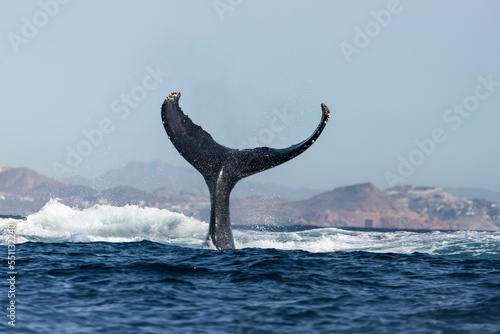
[445,187,500,203]
[62,161,324,200]
[1,166,499,231]
[232,183,438,230]
[387,186,500,231]
[0,166,208,218]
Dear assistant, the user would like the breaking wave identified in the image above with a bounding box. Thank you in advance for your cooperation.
[1,200,499,259]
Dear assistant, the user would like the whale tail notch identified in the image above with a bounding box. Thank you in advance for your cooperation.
[161,91,330,249]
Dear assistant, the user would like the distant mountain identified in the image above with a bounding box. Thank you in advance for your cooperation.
[300,183,405,213]
[233,181,325,201]
[62,161,325,200]
[2,166,499,231]
[63,161,205,192]
[0,167,99,215]
[387,186,500,231]
[0,167,60,194]
[0,166,208,217]
[232,183,500,231]
[232,183,436,230]
[445,187,500,203]
[0,165,12,173]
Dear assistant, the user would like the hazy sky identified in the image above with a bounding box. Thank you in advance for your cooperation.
[1,0,499,192]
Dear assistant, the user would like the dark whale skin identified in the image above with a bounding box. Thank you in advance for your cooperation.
[161,91,330,249]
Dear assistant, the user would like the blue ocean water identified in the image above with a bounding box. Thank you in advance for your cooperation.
[1,200,500,333]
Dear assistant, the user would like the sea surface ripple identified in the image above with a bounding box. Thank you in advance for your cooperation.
[1,241,499,334]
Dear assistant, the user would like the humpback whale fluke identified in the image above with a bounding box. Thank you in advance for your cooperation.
[161,91,330,249]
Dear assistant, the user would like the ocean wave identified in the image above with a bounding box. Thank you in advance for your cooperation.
[1,200,499,259]
[0,199,208,247]
[234,228,500,259]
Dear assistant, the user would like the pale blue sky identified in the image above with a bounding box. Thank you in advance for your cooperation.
[1,0,499,191]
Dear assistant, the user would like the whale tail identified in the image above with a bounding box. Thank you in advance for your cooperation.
[161,91,330,249]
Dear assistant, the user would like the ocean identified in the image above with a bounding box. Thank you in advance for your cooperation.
[1,200,499,333]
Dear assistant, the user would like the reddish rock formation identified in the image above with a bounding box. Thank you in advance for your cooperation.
[231,183,498,231]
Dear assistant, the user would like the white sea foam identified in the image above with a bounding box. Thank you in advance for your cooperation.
[0,199,208,247]
[1,200,499,258]
[235,228,500,258]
